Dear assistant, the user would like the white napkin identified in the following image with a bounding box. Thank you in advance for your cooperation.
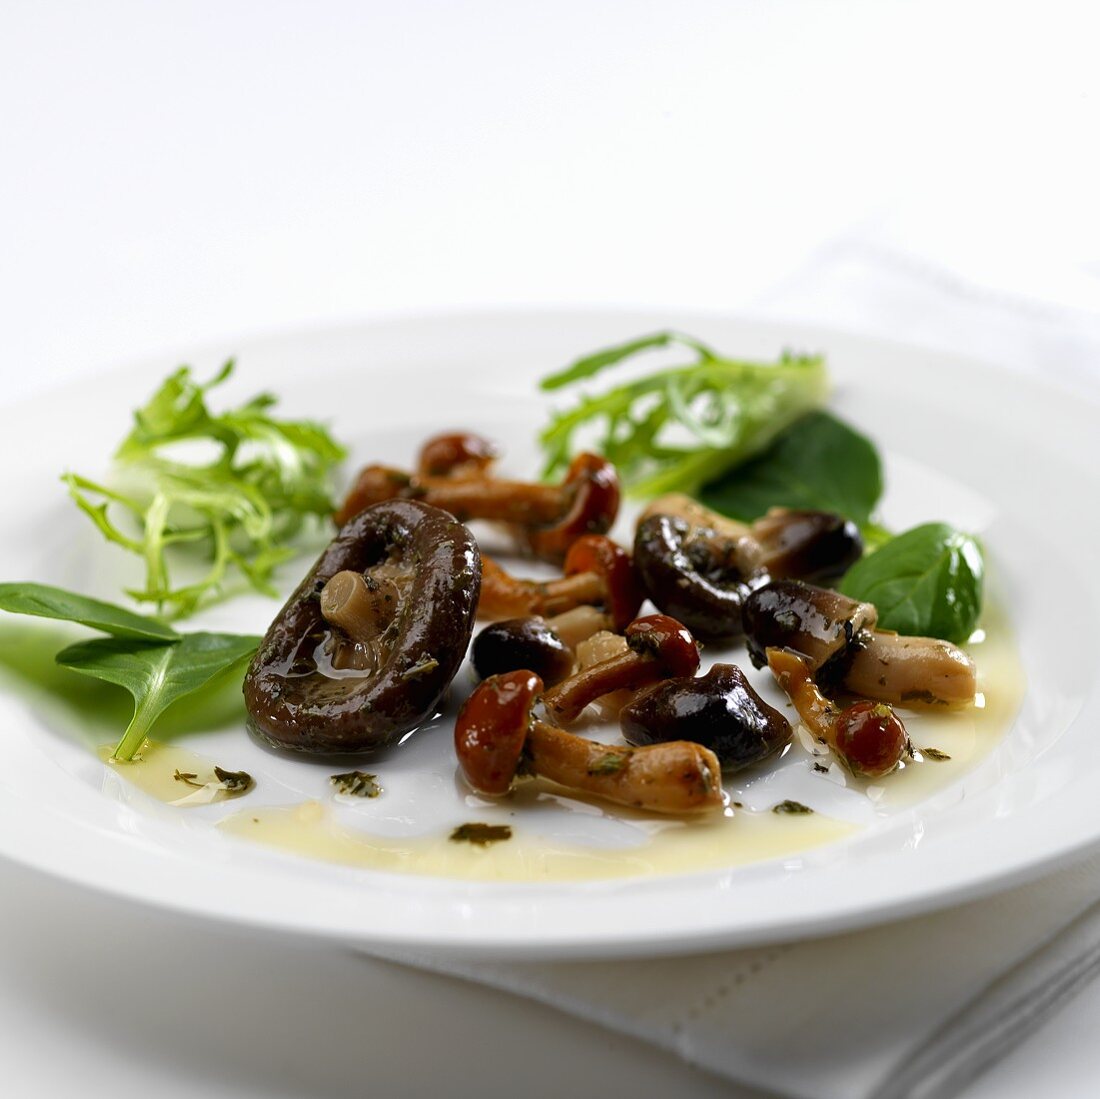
[384,853,1100,1099]
[378,229,1100,1099]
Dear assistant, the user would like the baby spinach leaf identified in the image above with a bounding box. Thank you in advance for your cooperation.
[56,631,261,761]
[699,410,883,527]
[0,582,179,641]
[839,522,984,643]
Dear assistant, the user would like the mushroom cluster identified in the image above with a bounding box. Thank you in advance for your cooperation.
[243,428,982,819]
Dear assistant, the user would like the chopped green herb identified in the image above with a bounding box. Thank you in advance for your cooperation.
[330,770,383,798]
[587,751,631,776]
[400,656,440,680]
[772,800,814,815]
[173,764,253,797]
[213,766,254,794]
[920,747,952,762]
[450,822,513,846]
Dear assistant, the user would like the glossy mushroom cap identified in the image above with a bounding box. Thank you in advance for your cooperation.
[624,614,701,678]
[621,663,791,773]
[562,534,643,630]
[751,508,863,582]
[525,453,620,562]
[633,513,765,641]
[471,617,575,686]
[743,579,877,674]
[454,670,542,795]
[244,500,481,755]
[417,432,499,478]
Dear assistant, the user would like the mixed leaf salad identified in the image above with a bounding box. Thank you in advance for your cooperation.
[0,331,984,773]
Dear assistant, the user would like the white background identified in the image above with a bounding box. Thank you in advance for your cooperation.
[3,2,1100,1096]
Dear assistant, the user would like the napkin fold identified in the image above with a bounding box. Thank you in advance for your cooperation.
[381,229,1100,1099]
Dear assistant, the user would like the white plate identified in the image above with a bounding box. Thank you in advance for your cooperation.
[1,309,1098,960]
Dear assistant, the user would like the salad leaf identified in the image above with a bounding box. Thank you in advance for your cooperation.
[0,581,260,761]
[0,582,178,641]
[65,360,346,618]
[538,331,829,497]
[839,522,984,643]
[57,631,261,761]
[700,410,883,528]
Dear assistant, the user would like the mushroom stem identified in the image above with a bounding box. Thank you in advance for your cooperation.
[479,558,604,619]
[548,605,613,649]
[844,631,977,706]
[541,614,700,725]
[478,535,642,625]
[319,570,399,644]
[526,719,722,814]
[765,647,840,742]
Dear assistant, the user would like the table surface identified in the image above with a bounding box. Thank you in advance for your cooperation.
[3,3,1100,1096]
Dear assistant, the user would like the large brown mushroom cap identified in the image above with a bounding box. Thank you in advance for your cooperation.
[243,500,481,755]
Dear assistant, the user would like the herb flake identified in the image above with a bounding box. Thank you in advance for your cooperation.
[772,800,814,815]
[450,822,513,846]
[330,770,383,798]
[587,751,631,776]
[920,747,952,762]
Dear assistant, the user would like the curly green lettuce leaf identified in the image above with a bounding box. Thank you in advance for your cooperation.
[65,361,346,618]
[538,331,829,497]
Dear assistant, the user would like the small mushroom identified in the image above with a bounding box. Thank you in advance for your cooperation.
[478,535,642,626]
[471,606,612,686]
[749,507,863,582]
[633,513,765,641]
[620,664,792,773]
[541,613,700,725]
[336,451,620,564]
[416,431,500,479]
[243,500,481,754]
[743,580,976,706]
[766,647,908,778]
[742,579,878,674]
[454,670,723,814]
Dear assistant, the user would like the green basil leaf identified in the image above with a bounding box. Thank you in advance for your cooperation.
[699,410,883,527]
[0,582,179,641]
[839,522,984,643]
[56,631,261,760]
